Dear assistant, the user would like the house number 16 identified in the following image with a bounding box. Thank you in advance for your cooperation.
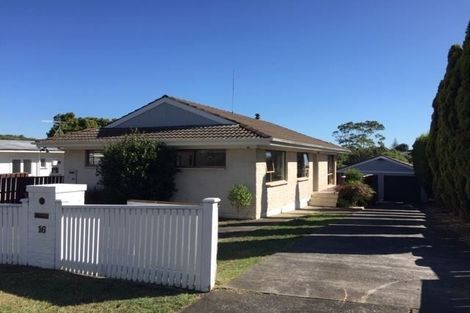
[38,226,47,233]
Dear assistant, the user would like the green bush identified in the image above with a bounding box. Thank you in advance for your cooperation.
[412,134,433,196]
[228,184,253,217]
[336,181,375,208]
[97,134,177,203]
[344,168,364,183]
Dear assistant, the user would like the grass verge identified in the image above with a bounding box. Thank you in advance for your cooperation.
[0,213,339,313]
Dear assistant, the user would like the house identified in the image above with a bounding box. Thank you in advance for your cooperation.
[337,155,426,203]
[0,140,64,176]
[37,95,348,219]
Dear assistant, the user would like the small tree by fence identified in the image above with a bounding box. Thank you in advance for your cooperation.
[0,173,63,203]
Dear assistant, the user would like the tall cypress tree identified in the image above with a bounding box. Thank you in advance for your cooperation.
[427,22,470,218]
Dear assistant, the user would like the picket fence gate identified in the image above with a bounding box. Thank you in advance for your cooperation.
[0,184,219,292]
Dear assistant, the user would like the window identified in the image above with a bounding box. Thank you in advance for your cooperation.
[86,150,104,166]
[23,159,32,174]
[176,150,225,168]
[12,160,21,173]
[266,150,286,182]
[297,152,310,178]
[40,158,47,168]
[327,155,335,185]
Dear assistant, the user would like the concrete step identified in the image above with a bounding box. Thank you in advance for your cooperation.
[308,191,338,207]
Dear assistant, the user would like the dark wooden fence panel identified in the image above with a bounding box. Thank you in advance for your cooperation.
[0,174,64,203]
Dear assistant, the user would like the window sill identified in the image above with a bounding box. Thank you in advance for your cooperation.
[297,177,309,182]
[266,180,288,187]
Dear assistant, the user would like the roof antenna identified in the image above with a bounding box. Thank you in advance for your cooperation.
[231,69,235,113]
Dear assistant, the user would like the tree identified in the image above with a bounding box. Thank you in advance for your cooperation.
[47,112,114,137]
[97,134,177,203]
[427,21,470,218]
[412,134,433,196]
[332,120,385,150]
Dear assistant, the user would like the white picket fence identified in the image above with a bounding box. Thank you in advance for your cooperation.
[0,203,23,265]
[0,184,219,292]
[59,204,208,289]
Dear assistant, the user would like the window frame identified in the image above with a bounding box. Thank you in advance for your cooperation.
[176,149,226,168]
[23,159,32,174]
[85,150,104,167]
[327,154,335,185]
[265,150,286,183]
[12,159,21,173]
[297,152,310,178]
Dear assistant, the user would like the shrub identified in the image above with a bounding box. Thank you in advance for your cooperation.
[228,184,253,218]
[97,133,177,203]
[412,134,433,196]
[336,181,375,208]
[344,168,364,183]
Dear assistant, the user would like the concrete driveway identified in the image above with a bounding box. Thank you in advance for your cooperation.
[184,205,470,313]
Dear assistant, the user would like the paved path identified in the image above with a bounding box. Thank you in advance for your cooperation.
[184,205,470,313]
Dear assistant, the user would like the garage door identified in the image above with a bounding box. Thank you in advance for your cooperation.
[384,175,421,203]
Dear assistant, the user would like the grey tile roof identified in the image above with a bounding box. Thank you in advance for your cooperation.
[0,140,39,151]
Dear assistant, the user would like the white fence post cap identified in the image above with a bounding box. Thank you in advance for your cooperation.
[202,198,221,204]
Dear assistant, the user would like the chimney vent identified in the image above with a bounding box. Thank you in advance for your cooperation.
[255,113,260,120]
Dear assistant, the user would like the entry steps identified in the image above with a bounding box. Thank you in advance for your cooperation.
[308,190,338,207]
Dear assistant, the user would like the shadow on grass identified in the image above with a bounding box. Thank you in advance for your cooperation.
[0,265,196,306]
[219,218,335,239]
[218,216,337,261]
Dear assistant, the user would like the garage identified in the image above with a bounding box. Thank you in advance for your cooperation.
[338,155,425,204]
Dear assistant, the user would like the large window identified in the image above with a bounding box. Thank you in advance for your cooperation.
[23,159,32,174]
[86,150,104,167]
[12,160,21,173]
[266,150,286,182]
[297,152,310,178]
[327,155,335,185]
[176,150,226,168]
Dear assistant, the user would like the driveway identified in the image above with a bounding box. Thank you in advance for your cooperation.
[184,205,470,313]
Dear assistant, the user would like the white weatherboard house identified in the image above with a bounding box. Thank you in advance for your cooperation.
[38,95,348,219]
[0,140,64,176]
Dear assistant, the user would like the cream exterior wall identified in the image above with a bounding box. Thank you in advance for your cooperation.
[0,151,64,176]
[174,148,257,219]
[63,150,101,187]
[61,147,337,219]
[255,150,314,218]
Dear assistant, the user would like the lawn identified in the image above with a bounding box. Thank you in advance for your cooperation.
[0,213,339,313]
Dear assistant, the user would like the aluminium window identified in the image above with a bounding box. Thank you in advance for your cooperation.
[297,152,310,178]
[176,150,226,168]
[327,155,335,185]
[86,150,104,167]
[12,160,21,173]
[23,159,32,174]
[266,150,286,182]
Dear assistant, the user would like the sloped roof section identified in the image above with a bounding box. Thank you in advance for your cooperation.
[38,124,264,146]
[0,140,61,151]
[38,95,347,152]
[165,96,346,151]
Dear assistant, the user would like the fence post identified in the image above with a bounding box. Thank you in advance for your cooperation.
[200,197,220,292]
[19,198,29,265]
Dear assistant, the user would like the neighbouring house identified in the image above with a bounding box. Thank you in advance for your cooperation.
[37,95,348,219]
[0,140,64,176]
[337,155,426,203]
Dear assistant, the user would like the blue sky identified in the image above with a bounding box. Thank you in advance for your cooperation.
[1,0,469,146]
